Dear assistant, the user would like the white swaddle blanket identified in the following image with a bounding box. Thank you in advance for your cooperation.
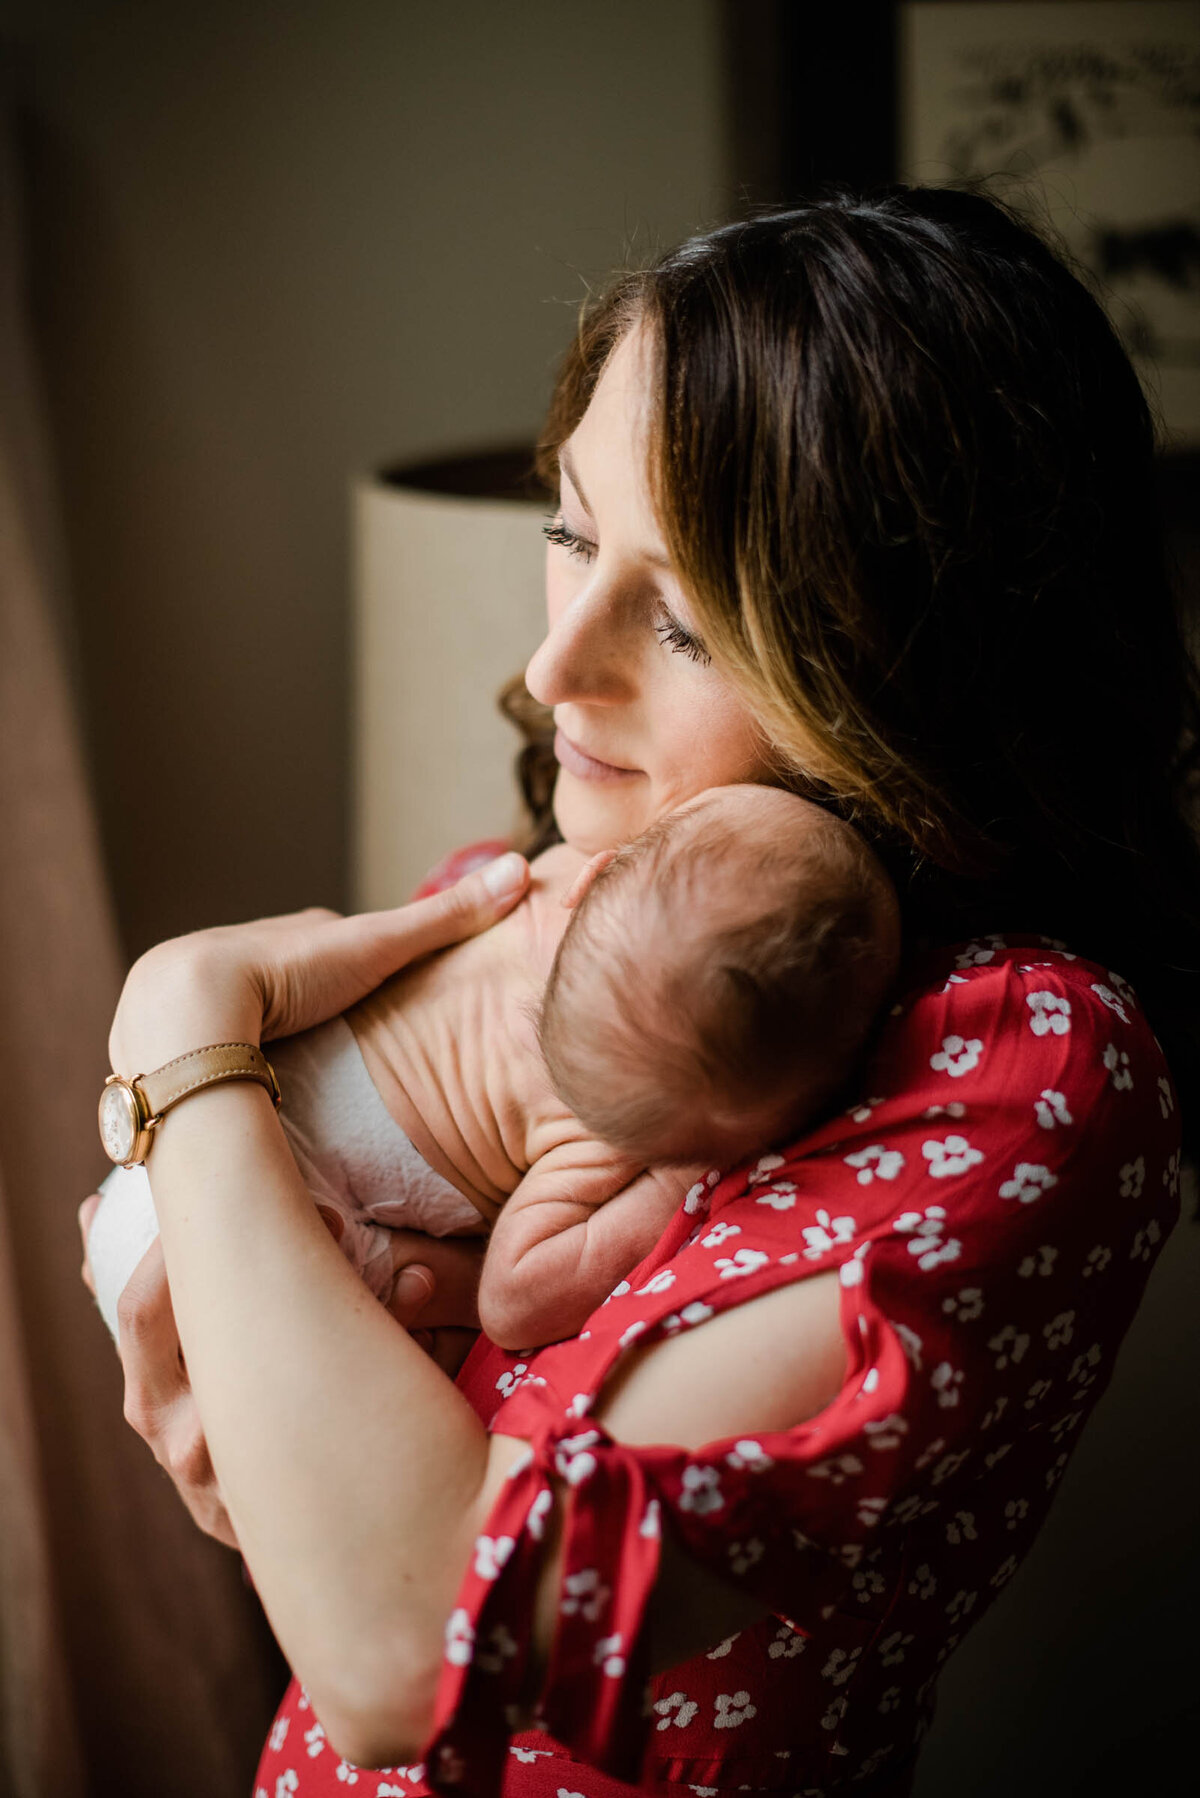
[88,1014,485,1342]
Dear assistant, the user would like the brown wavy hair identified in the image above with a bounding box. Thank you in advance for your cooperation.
[501,183,1200,1161]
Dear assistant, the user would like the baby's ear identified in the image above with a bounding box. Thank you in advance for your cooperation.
[562,848,620,910]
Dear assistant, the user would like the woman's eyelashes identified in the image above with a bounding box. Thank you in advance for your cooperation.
[542,514,712,665]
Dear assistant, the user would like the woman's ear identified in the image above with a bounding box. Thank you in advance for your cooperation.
[561,848,620,909]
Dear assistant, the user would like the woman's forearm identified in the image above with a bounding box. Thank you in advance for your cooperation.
[144,1076,496,1759]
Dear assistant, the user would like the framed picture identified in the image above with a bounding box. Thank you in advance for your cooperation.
[898,1,1200,451]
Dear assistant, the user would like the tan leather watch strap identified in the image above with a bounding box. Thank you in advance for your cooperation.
[138,1042,281,1122]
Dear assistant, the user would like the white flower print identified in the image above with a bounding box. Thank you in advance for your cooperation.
[1017,1245,1057,1278]
[840,1244,870,1288]
[475,1624,519,1675]
[1005,1497,1030,1531]
[560,1569,610,1622]
[334,1761,358,1784]
[990,1554,1019,1589]
[683,1181,709,1216]
[748,1153,786,1184]
[716,1248,771,1280]
[1159,1075,1176,1119]
[852,1566,887,1604]
[701,1221,741,1248]
[945,1589,977,1625]
[756,1183,798,1210]
[863,1412,908,1451]
[1103,1043,1133,1091]
[930,1449,971,1487]
[594,1633,625,1677]
[473,1535,515,1581]
[1045,1452,1071,1491]
[955,936,1005,968]
[268,1718,289,1753]
[993,1330,1029,1366]
[275,1774,299,1798]
[640,1498,661,1539]
[922,1135,984,1178]
[1023,1378,1054,1410]
[807,1452,865,1485]
[880,1628,916,1665]
[837,1543,864,1570]
[726,1439,774,1472]
[706,1634,738,1659]
[930,1035,984,1078]
[1044,1310,1076,1350]
[1035,1089,1073,1130]
[1165,1152,1181,1200]
[981,1395,1008,1430]
[857,1495,888,1529]
[495,1362,529,1398]
[821,1693,850,1732]
[945,1511,978,1545]
[907,1565,937,1600]
[662,1301,715,1334]
[1119,1157,1145,1199]
[714,1690,759,1729]
[924,1101,967,1121]
[1083,1244,1112,1278]
[821,1645,862,1686]
[556,1431,601,1486]
[984,1444,1013,1469]
[1026,991,1071,1036]
[508,1748,553,1764]
[304,1720,326,1757]
[1069,1343,1102,1386]
[932,1362,965,1408]
[844,1145,905,1186]
[1091,982,1130,1023]
[619,1320,648,1349]
[444,1609,474,1668]
[728,1537,764,1575]
[999,1162,1058,1204]
[879,1685,903,1715]
[941,1287,984,1321]
[848,1095,887,1123]
[768,1622,807,1659]
[893,1204,963,1271]
[565,1393,591,1420]
[527,1487,553,1539]
[1050,1410,1084,1445]
[602,1279,631,1305]
[679,1465,724,1514]
[893,1320,925,1369]
[802,1208,859,1256]
[1132,1219,1163,1262]
[654,1692,699,1730]
[635,1269,676,1295]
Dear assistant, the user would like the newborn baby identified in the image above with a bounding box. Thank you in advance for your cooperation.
[89,786,899,1352]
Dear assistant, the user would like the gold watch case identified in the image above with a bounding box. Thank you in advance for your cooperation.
[98,1075,154,1169]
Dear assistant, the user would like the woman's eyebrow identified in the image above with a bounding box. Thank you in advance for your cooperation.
[558,439,673,572]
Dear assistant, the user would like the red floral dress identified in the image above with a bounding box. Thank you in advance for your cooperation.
[254,845,1181,1798]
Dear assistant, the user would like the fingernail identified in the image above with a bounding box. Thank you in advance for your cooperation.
[482,852,526,899]
[394,1266,434,1311]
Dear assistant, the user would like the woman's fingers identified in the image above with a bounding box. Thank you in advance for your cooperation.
[78,1193,102,1297]
[384,1231,485,1331]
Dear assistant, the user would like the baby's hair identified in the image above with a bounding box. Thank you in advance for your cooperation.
[536,788,900,1165]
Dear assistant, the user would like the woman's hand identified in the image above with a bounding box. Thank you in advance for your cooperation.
[107,849,531,1078]
[78,1198,488,1545]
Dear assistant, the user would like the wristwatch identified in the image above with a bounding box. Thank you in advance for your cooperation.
[98,1042,282,1168]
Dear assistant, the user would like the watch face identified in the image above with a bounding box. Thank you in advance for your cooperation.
[99,1081,139,1165]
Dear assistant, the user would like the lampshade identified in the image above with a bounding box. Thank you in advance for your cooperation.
[353,448,549,909]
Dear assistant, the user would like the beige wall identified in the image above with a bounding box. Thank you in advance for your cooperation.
[6,0,725,955]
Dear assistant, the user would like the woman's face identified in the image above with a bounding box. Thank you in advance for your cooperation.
[525,324,781,856]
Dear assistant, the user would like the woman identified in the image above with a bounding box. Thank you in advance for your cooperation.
[85,186,1194,1796]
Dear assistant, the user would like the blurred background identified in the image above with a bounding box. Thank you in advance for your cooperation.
[0,2,1197,1794]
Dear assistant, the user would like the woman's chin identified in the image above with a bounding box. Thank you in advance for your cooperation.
[552,771,648,855]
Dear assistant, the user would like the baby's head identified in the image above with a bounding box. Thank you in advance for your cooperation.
[536,786,900,1167]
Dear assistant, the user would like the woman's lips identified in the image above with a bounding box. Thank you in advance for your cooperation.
[553,728,642,782]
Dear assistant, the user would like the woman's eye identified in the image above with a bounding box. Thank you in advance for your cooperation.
[542,516,597,564]
[654,612,712,666]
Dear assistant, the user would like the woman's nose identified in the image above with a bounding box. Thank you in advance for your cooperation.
[525,576,635,708]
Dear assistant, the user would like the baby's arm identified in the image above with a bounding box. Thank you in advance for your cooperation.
[477,1142,708,1350]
